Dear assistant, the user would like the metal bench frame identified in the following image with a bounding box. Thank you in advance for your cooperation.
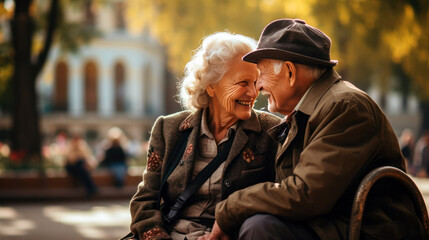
[349,166,429,240]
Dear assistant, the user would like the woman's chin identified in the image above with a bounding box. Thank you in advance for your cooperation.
[235,110,252,121]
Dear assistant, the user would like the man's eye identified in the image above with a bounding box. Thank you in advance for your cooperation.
[237,81,248,86]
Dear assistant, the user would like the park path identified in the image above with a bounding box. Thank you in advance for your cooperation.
[2,177,429,240]
[0,199,131,240]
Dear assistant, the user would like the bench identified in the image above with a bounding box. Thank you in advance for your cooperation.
[0,167,144,201]
[350,166,429,239]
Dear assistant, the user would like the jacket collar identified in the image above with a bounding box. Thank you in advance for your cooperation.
[296,67,342,116]
[267,68,342,141]
[179,108,262,133]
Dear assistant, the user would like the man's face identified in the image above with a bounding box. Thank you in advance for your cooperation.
[209,56,259,120]
[256,59,295,115]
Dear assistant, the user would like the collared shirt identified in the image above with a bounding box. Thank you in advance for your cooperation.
[171,108,237,240]
[294,84,313,112]
[280,85,313,148]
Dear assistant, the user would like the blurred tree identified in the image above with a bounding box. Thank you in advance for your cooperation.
[0,0,98,169]
[126,0,428,131]
[311,0,429,130]
[9,0,59,169]
[126,0,316,74]
[0,42,12,113]
[125,0,315,112]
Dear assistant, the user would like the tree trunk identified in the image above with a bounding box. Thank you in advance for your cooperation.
[10,0,41,168]
[10,0,58,171]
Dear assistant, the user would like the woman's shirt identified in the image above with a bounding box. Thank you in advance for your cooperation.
[171,109,237,240]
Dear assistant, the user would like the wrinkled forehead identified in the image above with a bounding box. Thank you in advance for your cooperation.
[256,59,278,72]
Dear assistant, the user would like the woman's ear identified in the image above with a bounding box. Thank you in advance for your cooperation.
[206,85,215,97]
[284,61,296,87]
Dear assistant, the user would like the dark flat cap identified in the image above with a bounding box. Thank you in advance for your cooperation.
[243,19,338,67]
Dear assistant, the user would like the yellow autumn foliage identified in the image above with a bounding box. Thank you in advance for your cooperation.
[124,0,428,97]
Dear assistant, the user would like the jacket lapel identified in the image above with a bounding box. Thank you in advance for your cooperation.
[179,110,203,185]
[298,68,342,116]
[178,109,262,182]
[224,110,261,169]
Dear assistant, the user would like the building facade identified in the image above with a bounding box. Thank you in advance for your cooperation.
[0,0,181,150]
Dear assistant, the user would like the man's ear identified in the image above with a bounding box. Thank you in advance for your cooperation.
[206,85,215,97]
[284,61,296,87]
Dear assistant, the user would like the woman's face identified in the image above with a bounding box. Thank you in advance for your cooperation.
[207,55,259,121]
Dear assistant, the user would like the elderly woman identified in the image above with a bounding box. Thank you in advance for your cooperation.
[125,32,280,240]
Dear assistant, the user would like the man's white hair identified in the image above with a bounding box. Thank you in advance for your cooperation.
[271,59,327,80]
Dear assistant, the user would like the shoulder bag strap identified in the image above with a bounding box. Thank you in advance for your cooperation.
[158,128,192,206]
[163,131,236,224]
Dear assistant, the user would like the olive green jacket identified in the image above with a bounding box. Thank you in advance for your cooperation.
[129,109,281,239]
[215,68,426,240]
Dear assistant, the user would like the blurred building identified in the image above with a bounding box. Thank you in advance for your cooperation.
[367,79,421,138]
[32,0,180,145]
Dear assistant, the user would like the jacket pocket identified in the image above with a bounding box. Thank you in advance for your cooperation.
[238,165,270,188]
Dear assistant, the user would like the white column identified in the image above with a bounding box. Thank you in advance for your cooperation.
[69,57,83,116]
[128,64,143,116]
[152,62,165,115]
[98,62,114,116]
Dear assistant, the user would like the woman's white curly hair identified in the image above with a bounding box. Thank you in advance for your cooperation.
[178,32,257,112]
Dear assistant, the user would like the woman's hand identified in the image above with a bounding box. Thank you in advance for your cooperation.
[198,221,230,240]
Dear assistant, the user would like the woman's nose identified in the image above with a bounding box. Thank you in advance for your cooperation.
[247,84,258,98]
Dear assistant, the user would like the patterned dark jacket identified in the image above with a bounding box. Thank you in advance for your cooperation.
[129,109,281,239]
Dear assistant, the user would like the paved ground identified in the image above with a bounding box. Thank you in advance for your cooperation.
[0,199,131,240]
[2,177,429,240]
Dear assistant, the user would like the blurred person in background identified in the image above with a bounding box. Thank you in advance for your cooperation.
[413,131,429,178]
[399,128,415,174]
[65,133,98,196]
[100,127,128,188]
[123,32,281,240]
[48,131,69,168]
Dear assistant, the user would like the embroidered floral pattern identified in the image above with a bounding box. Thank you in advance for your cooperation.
[179,117,191,131]
[147,149,162,171]
[142,228,170,240]
[184,144,194,158]
[242,148,255,163]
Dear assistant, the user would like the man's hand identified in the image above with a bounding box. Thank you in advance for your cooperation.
[198,221,230,240]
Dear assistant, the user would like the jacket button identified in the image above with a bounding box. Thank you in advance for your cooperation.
[224,179,232,188]
[179,159,184,166]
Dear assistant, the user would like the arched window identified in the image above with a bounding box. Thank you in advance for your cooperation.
[54,61,68,111]
[114,62,126,112]
[84,61,98,112]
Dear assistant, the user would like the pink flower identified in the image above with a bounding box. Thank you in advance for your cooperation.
[184,144,194,158]
[242,148,255,163]
[142,228,170,240]
[147,149,161,171]
[180,118,191,131]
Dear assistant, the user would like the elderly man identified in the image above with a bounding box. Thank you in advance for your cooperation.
[201,19,426,240]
